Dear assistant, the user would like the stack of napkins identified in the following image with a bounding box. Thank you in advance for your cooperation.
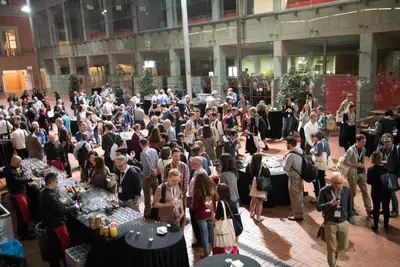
[157,226,168,235]
[230,260,244,267]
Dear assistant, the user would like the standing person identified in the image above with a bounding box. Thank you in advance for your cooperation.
[281,98,294,140]
[192,172,215,258]
[283,136,304,221]
[73,133,92,173]
[133,103,146,130]
[40,172,79,267]
[343,134,373,217]
[3,156,37,240]
[247,153,269,222]
[197,120,216,162]
[206,91,219,109]
[375,110,397,146]
[367,152,393,231]
[164,119,176,141]
[304,113,319,153]
[337,93,354,118]
[210,112,224,159]
[298,104,311,151]
[115,155,142,211]
[148,127,164,152]
[310,131,331,199]
[219,153,239,209]
[130,124,143,161]
[394,105,400,144]
[88,156,110,190]
[306,93,319,111]
[10,122,29,159]
[245,107,259,155]
[44,134,68,171]
[32,121,48,145]
[101,123,122,171]
[56,118,72,177]
[184,112,197,146]
[316,106,329,141]
[92,91,103,114]
[0,114,13,138]
[139,138,159,217]
[316,172,353,267]
[25,127,45,160]
[163,147,190,208]
[341,103,356,151]
[61,111,71,134]
[157,147,172,185]
[378,134,399,217]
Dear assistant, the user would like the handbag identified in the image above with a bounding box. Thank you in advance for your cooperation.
[222,200,243,236]
[214,201,236,248]
[317,216,327,242]
[256,166,273,192]
[380,173,400,192]
[313,141,334,171]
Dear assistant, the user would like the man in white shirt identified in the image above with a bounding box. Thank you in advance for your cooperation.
[206,91,218,109]
[164,119,176,141]
[32,97,44,112]
[11,122,29,159]
[209,112,224,158]
[303,113,319,153]
[92,91,103,113]
[102,97,114,118]
[184,112,197,145]
[0,114,13,137]
[152,90,159,104]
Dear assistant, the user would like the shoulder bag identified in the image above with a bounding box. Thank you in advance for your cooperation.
[256,166,273,192]
[223,200,243,236]
[380,172,400,192]
[214,201,236,248]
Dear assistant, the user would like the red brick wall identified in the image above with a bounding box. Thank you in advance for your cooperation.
[0,16,33,53]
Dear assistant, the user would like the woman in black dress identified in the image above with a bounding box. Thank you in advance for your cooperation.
[341,103,356,151]
[245,107,259,155]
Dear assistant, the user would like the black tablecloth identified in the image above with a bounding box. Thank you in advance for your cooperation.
[361,131,376,157]
[267,110,283,139]
[125,222,189,267]
[0,139,13,168]
[238,170,290,208]
[195,254,261,267]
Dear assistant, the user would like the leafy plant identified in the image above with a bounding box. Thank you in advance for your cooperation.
[139,69,154,96]
[68,73,79,97]
[275,66,310,108]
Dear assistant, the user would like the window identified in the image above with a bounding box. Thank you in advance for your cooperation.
[2,29,17,57]
[228,66,237,77]
[0,0,9,5]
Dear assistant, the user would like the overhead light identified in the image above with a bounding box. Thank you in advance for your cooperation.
[101,9,107,15]
[21,5,30,13]
[378,8,392,11]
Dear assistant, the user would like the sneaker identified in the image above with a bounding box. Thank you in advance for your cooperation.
[262,146,269,151]
[390,211,398,218]
[287,216,304,221]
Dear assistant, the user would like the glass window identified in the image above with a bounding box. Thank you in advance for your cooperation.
[0,0,8,5]
[2,29,17,57]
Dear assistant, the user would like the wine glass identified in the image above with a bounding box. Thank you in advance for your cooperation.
[148,228,154,242]
[205,196,212,213]
[225,246,233,263]
[136,222,142,235]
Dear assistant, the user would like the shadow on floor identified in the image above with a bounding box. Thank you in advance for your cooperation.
[257,222,292,261]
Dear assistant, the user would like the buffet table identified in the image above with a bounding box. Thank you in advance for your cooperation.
[267,110,283,139]
[238,155,290,208]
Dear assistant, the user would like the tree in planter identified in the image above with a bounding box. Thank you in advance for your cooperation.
[139,69,154,96]
[275,66,310,108]
[68,73,79,101]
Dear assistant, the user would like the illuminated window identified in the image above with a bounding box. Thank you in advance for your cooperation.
[228,66,237,77]
[0,0,9,5]
[2,29,17,57]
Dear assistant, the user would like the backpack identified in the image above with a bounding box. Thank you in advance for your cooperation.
[150,183,167,220]
[289,150,317,183]
[77,143,89,167]
[326,114,337,133]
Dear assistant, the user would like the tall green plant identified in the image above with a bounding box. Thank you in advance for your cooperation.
[68,73,79,96]
[275,66,310,108]
[139,69,153,96]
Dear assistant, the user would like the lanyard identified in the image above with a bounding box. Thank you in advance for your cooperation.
[120,168,129,184]
[383,146,393,161]
[354,146,363,163]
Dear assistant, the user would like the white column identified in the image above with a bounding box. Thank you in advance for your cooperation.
[213,45,226,94]
[253,57,260,76]
[168,49,181,90]
[54,59,61,75]
[272,40,287,107]
[135,52,144,76]
[273,0,282,12]
[357,33,377,118]
[108,54,117,84]
[166,0,177,28]
[69,57,76,73]
[212,0,220,22]
[61,1,71,43]
[131,0,139,33]
[181,0,192,98]
[46,8,55,46]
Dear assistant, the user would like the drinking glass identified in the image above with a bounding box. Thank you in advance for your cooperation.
[135,222,142,235]
[225,246,233,263]
[205,196,212,213]
[148,228,154,242]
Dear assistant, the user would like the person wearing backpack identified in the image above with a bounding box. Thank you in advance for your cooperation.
[283,136,306,221]
[316,106,330,141]
[73,133,92,172]
[101,123,122,171]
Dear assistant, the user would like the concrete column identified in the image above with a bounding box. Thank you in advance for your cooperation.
[80,0,89,41]
[357,33,377,118]
[61,1,71,43]
[102,0,114,38]
[131,0,139,33]
[166,0,177,28]
[168,48,181,89]
[212,0,220,22]
[46,8,55,46]
[272,40,288,107]
[108,54,117,85]
[54,59,61,75]
[253,57,260,76]
[273,0,282,12]
[212,45,226,94]
[69,57,76,73]
[135,52,144,76]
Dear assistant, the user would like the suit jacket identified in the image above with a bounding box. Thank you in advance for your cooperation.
[344,144,366,178]
[118,167,141,201]
[25,133,44,160]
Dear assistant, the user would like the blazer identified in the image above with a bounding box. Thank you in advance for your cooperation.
[118,167,141,201]
[343,144,366,178]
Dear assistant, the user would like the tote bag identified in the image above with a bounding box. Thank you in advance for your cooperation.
[214,201,236,248]
[313,142,334,171]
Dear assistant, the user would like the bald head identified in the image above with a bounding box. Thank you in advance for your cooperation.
[11,155,22,168]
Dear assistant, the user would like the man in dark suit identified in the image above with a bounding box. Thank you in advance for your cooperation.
[56,118,72,177]
[115,155,141,211]
[101,122,122,170]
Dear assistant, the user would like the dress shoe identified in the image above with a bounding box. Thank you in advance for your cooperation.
[288,216,303,221]
[371,225,378,232]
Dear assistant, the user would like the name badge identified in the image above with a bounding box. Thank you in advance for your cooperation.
[288,114,291,117]
[334,210,341,218]
[118,187,122,193]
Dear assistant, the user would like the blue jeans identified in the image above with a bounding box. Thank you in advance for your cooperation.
[392,193,398,213]
[197,217,214,256]
[282,117,293,138]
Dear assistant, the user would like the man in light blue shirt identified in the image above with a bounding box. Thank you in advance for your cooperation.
[61,111,71,134]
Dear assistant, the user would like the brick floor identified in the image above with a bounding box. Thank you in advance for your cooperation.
[2,93,400,267]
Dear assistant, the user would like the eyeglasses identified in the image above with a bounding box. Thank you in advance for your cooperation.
[383,140,392,144]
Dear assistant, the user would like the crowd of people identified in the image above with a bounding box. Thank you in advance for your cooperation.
[1,86,400,267]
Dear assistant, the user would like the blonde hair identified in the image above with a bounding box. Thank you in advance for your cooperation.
[194,141,205,152]
[168,168,181,178]
[370,151,383,165]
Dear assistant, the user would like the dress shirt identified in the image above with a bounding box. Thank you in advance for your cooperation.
[140,146,159,178]
[304,121,319,147]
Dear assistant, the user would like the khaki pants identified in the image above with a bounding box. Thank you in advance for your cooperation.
[288,176,304,218]
[325,220,349,267]
[347,173,372,213]
[120,195,140,212]
[142,176,158,217]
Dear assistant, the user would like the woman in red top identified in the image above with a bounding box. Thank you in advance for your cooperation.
[148,127,164,152]
[131,124,142,161]
[192,172,215,258]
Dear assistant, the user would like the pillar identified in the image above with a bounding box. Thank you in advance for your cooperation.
[54,59,61,75]
[168,49,182,89]
[108,54,117,84]
[69,57,76,73]
[46,8,55,46]
[166,0,177,28]
[253,57,260,76]
[272,40,288,107]
[212,45,226,94]
[212,0,220,22]
[135,52,144,76]
[61,1,71,43]
[102,0,114,38]
[357,33,377,118]
[131,0,139,33]
[80,0,89,41]
[273,0,282,12]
